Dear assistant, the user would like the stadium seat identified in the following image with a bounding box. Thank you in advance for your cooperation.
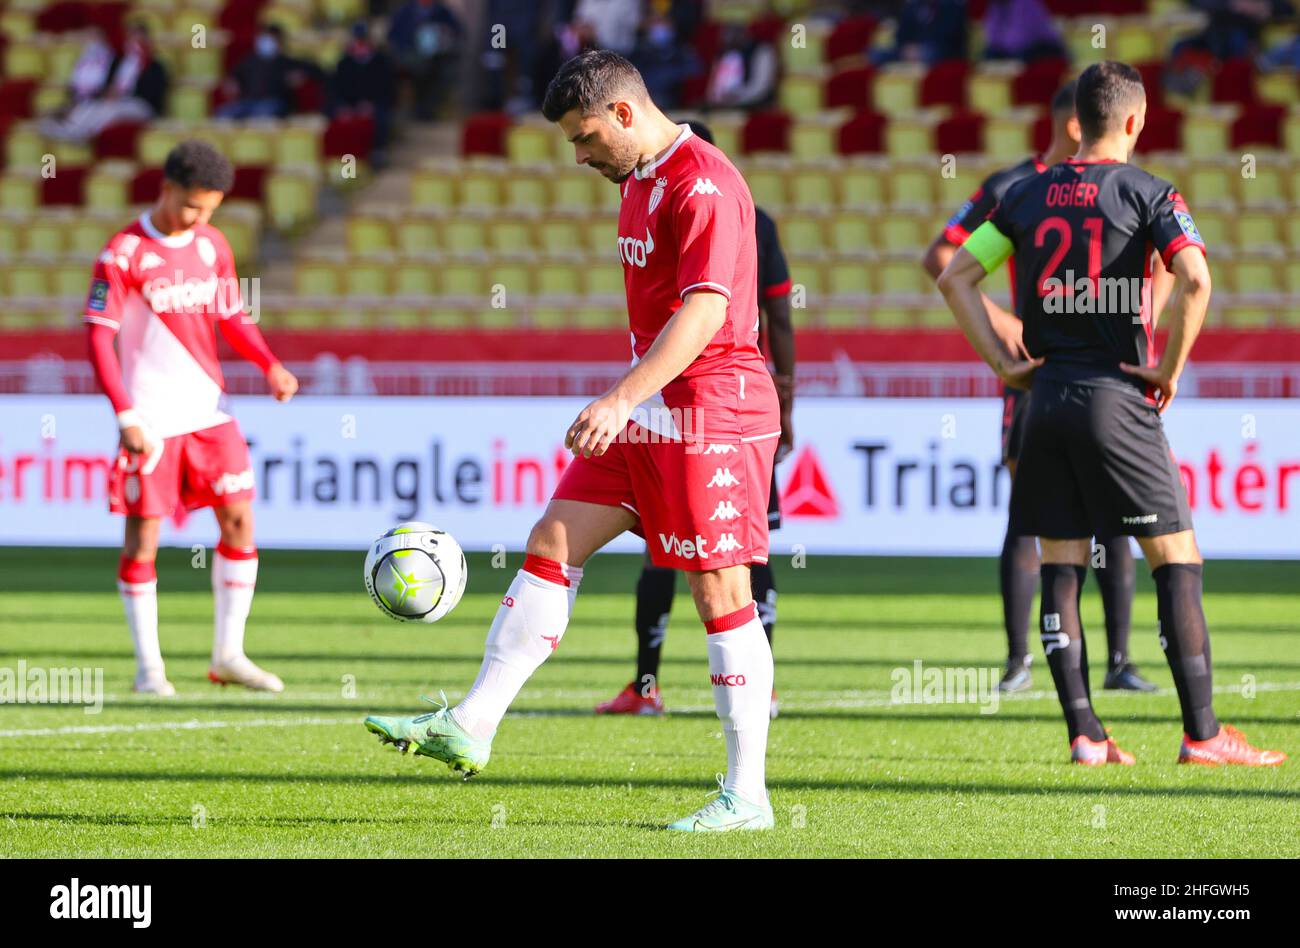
[878,256,925,295]
[824,15,877,63]
[1256,71,1298,107]
[0,174,38,212]
[506,124,553,165]
[1228,253,1283,294]
[790,120,836,160]
[836,109,885,154]
[935,111,984,155]
[1010,57,1067,108]
[168,81,212,122]
[1230,104,1284,149]
[790,167,836,208]
[1236,160,1283,207]
[551,173,595,210]
[442,218,488,257]
[535,262,583,299]
[1186,161,1235,203]
[1137,108,1183,153]
[6,124,44,170]
[1188,205,1230,247]
[24,213,69,257]
[825,66,873,110]
[93,121,144,160]
[228,123,278,166]
[265,169,318,230]
[876,214,925,250]
[83,165,130,212]
[396,216,440,254]
[504,173,548,212]
[823,306,866,327]
[411,170,456,209]
[584,262,624,298]
[489,260,536,301]
[583,217,618,255]
[536,218,584,255]
[919,60,969,110]
[487,217,533,254]
[4,262,51,298]
[885,164,934,207]
[275,119,324,168]
[839,162,885,207]
[744,167,787,210]
[884,115,932,157]
[1234,208,1284,251]
[461,113,510,158]
[1111,19,1158,62]
[983,113,1032,160]
[968,64,1015,114]
[781,21,827,72]
[872,64,921,116]
[460,169,505,211]
[1211,58,1257,105]
[347,214,396,256]
[827,259,872,297]
[741,111,792,154]
[780,215,827,254]
[1182,110,1232,156]
[440,260,489,298]
[779,73,824,115]
[829,213,873,253]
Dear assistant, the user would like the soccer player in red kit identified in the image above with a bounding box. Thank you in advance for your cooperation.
[364,51,781,830]
[86,141,298,695]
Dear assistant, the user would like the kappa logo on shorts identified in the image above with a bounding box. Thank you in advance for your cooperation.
[658,532,711,560]
[702,444,738,455]
[211,469,255,496]
[708,500,741,521]
[714,534,742,554]
[706,468,739,488]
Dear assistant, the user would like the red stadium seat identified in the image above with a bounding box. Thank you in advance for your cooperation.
[741,110,791,154]
[0,80,38,120]
[229,166,267,202]
[293,76,325,114]
[1011,57,1069,107]
[825,66,873,109]
[692,20,723,66]
[323,114,375,160]
[130,168,164,204]
[94,122,145,160]
[679,72,710,108]
[919,59,969,110]
[1135,107,1182,152]
[748,14,786,44]
[837,109,886,154]
[824,15,877,63]
[461,113,511,157]
[35,1,87,32]
[935,111,984,155]
[1031,111,1052,153]
[1230,104,1285,148]
[1212,58,1257,104]
[82,1,129,47]
[41,167,87,206]
[1133,60,1166,110]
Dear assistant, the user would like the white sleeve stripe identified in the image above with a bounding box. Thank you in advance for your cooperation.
[680,282,731,299]
[83,315,120,329]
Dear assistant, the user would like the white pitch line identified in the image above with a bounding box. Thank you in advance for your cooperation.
[3,682,1297,739]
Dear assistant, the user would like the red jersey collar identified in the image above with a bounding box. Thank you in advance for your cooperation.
[634,124,693,181]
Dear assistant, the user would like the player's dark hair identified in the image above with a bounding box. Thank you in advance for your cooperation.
[163,140,234,192]
[1050,79,1077,116]
[1075,62,1144,140]
[541,50,649,122]
[685,120,714,145]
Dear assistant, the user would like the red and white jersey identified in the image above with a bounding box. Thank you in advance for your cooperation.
[84,213,244,439]
[617,125,779,444]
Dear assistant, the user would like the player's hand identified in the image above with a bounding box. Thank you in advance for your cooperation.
[1120,363,1178,412]
[267,363,299,402]
[120,425,153,457]
[996,320,1031,362]
[566,392,632,459]
[776,407,794,464]
[996,356,1044,392]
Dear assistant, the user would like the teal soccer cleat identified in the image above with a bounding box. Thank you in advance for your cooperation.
[364,693,492,779]
[666,775,774,832]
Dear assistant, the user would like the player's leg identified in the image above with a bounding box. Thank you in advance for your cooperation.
[754,468,781,717]
[1138,531,1284,765]
[597,546,673,714]
[206,499,282,691]
[121,515,170,694]
[999,392,1039,692]
[1094,534,1154,691]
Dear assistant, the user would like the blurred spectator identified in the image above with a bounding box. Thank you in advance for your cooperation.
[482,0,544,115]
[872,0,967,65]
[630,11,699,109]
[40,22,167,142]
[572,0,643,55]
[64,27,116,110]
[218,24,321,119]
[1258,32,1300,69]
[707,23,778,110]
[983,0,1066,63]
[388,0,464,120]
[331,21,397,163]
[1168,0,1292,94]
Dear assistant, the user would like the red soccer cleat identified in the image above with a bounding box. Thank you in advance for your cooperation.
[595,682,665,716]
[1070,734,1136,766]
[1178,724,1287,766]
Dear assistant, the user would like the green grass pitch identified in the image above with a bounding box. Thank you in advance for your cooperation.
[1,547,1296,858]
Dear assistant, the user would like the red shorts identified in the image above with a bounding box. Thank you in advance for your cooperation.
[552,423,777,571]
[109,420,254,518]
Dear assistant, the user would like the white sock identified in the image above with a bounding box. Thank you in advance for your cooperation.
[120,578,162,679]
[212,546,258,665]
[451,556,582,740]
[707,604,774,805]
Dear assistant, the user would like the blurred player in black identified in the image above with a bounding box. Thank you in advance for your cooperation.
[925,81,1158,696]
[939,61,1285,766]
[596,119,794,719]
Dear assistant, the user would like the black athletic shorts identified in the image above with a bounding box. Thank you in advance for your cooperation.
[1000,386,1030,464]
[768,468,781,531]
[1008,378,1193,539]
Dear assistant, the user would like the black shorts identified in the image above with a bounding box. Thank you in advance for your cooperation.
[1008,379,1193,539]
[767,468,781,531]
[1001,386,1030,464]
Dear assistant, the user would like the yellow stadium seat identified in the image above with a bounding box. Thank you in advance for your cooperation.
[440,261,489,298]
[1284,215,1300,252]
[1182,111,1231,157]
[596,178,622,211]
[487,218,533,254]
[1062,22,1097,63]
[789,168,836,208]
[1282,260,1300,294]
[1234,208,1283,251]
[1222,304,1274,327]
[391,260,437,297]
[839,163,885,208]
[266,169,319,231]
[535,217,583,254]
[275,122,322,168]
[396,216,440,254]
[1257,71,1297,107]
[787,258,826,298]
[347,215,395,255]
[0,217,20,258]
[0,175,38,213]
[294,258,343,297]
[459,170,504,210]
[1186,162,1234,203]
[1229,254,1282,294]
[968,68,1014,115]
[1189,206,1230,248]
[790,121,835,161]
[551,174,595,209]
[536,262,583,298]
[983,115,1030,161]
[710,119,742,158]
[319,0,365,24]
[584,262,624,298]
[504,173,548,212]
[411,171,455,209]
[744,168,787,210]
[6,263,52,298]
[829,214,873,253]
[873,65,921,116]
[780,23,827,73]
[168,81,212,121]
[6,125,44,170]
[868,305,913,327]
[227,123,278,165]
[1111,20,1158,61]
[780,215,826,254]
[824,306,867,327]
[584,217,619,255]
[779,74,824,115]
[531,307,570,328]
[886,164,934,207]
[876,214,925,249]
[574,306,623,328]
[52,263,86,297]
[0,9,35,41]
[828,259,872,297]
[4,42,45,80]
[137,126,186,167]
[474,307,520,329]
[24,217,67,257]
[918,304,955,327]
[878,257,925,295]
[1235,161,1282,207]
[884,116,931,157]
[442,219,488,256]
[488,261,535,300]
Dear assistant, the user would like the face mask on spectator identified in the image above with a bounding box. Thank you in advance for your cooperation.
[648,22,673,47]
[256,34,279,58]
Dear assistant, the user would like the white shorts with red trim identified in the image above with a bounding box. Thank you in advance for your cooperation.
[552,422,777,571]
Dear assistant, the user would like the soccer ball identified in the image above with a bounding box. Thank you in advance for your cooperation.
[363,522,468,623]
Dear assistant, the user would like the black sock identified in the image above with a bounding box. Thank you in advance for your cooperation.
[750,561,776,647]
[1001,532,1039,663]
[1040,563,1106,743]
[1093,536,1136,669]
[1153,563,1219,741]
[635,565,676,690]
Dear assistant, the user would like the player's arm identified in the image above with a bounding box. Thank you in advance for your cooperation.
[566,290,728,458]
[1121,247,1211,412]
[937,221,1043,390]
[1149,247,1175,323]
[213,241,298,401]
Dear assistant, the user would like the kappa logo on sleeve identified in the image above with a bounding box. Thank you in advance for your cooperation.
[88,279,110,311]
[689,177,722,197]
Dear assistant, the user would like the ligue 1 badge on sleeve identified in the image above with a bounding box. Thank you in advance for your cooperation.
[649,176,668,214]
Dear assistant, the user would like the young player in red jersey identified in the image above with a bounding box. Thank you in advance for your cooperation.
[364,52,781,830]
[86,141,298,695]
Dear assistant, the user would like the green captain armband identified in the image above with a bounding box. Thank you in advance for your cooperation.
[964,221,1014,274]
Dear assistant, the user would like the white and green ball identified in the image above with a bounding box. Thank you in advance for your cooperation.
[363,522,467,623]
